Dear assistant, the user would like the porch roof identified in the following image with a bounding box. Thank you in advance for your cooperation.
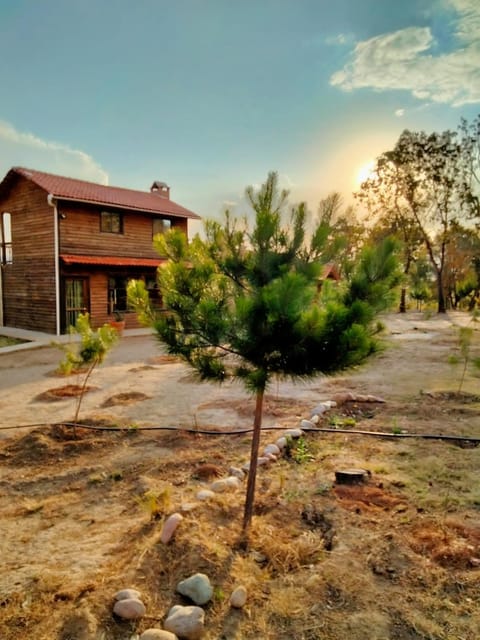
[60,254,163,267]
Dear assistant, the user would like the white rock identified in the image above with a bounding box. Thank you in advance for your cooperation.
[311,403,328,416]
[324,400,337,408]
[275,436,288,450]
[264,453,277,462]
[230,585,247,608]
[300,419,315,430]
[177,573,213,605]
[257,456,272,466]
[283,428,303,438]
[140,630,178,640]
[180,502,198,512]
[113,598,146,620]
[310,414,320,424]
[241,462,250,472]
[225,476,242,489]
[160,513,183,544]
[210,479,228,493]
[164,605,205,640]
[228,466,245,480]
[263,443,280,457]
[114,588,142,601]
[196,489,215,501]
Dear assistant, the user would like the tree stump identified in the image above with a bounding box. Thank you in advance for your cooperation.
[335,468,368,485]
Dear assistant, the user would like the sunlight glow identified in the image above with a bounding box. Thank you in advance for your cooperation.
[355,160,376,187]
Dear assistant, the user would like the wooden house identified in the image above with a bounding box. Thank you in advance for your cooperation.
[0,167,201,334]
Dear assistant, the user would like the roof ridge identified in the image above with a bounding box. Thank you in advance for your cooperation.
[14,166,144,194]
[6,166,201,220]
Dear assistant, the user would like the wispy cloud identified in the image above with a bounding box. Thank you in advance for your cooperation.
[0,120,108,183]
[325,33,352,46]
[330,0,480,107]
[395,109,405,117]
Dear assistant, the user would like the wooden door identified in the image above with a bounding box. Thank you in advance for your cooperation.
[64,278,88,330]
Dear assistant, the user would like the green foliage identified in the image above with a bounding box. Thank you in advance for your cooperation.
[54,313,118,424]
[136,487,172,521]
[57,313,118,374]
[129,174,400,392]
[358,126,477,313]
[286,436,314,464]
[126,279,156,326]
[329,415,356,428]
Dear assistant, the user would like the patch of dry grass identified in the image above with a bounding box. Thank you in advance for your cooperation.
[2,337,480,639]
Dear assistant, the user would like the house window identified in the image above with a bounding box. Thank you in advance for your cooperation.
[0,212,12,264]
[108,276,128,313]
[101,211,123,233]
[153,218,171,237]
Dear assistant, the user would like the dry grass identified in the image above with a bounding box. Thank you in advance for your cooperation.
[1,318,480,639]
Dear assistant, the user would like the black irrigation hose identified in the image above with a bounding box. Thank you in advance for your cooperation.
[1,421,479,445]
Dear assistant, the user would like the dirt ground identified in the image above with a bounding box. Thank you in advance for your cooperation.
[0,312,479,639]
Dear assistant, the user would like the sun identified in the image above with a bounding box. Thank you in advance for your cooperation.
[355,160,376,187]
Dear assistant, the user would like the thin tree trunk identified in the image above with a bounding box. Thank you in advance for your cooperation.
[399,287,407,313]
[437,272,447,313]
[72,357,99,435]
[242,389,264,532]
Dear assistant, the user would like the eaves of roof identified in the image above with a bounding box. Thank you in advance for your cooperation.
[60,254,164,267]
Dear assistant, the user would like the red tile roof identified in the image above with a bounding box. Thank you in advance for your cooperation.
[6,167,201,220]
[61,254,163,267]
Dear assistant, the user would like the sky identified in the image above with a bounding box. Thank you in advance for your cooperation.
[0,0,479,227]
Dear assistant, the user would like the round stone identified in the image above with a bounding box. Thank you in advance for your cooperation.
[160,513,183,544]
[230,585,247,608]
[196,489,215,500]
[210,479,228,493]
[114,588,142,601]
[164,605,205,640]
[113,598,146,620]
[140,630,178,640]
[283,428,303,438]
[263,443,280,456]
[177,572,213,605]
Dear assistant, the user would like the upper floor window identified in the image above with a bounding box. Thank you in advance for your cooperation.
[0,212,12,264]
[101,211,123,234]
[153,218,171,237]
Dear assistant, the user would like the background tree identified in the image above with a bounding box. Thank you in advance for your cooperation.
[460,114,480,215]
[409,252,434,310]
[129,172,400,532]
[358,129,476,312]
[315,192,366,272]
[443,222,480,309]
[361,198,423,313]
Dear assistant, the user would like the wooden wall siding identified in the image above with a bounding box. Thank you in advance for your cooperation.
[0,177,57,333]
[59,202,188,258]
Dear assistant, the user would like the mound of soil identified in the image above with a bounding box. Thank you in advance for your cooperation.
[101,391,150,407]
[34,385,96,402]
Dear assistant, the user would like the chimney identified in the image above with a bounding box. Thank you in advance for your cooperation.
[150,181,170,199]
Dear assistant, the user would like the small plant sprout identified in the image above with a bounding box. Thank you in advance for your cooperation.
[286,436,314,464]
[54,313,118,430]
[137,487,172,521]
[391,417,402,435]
[449,325,475,394]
